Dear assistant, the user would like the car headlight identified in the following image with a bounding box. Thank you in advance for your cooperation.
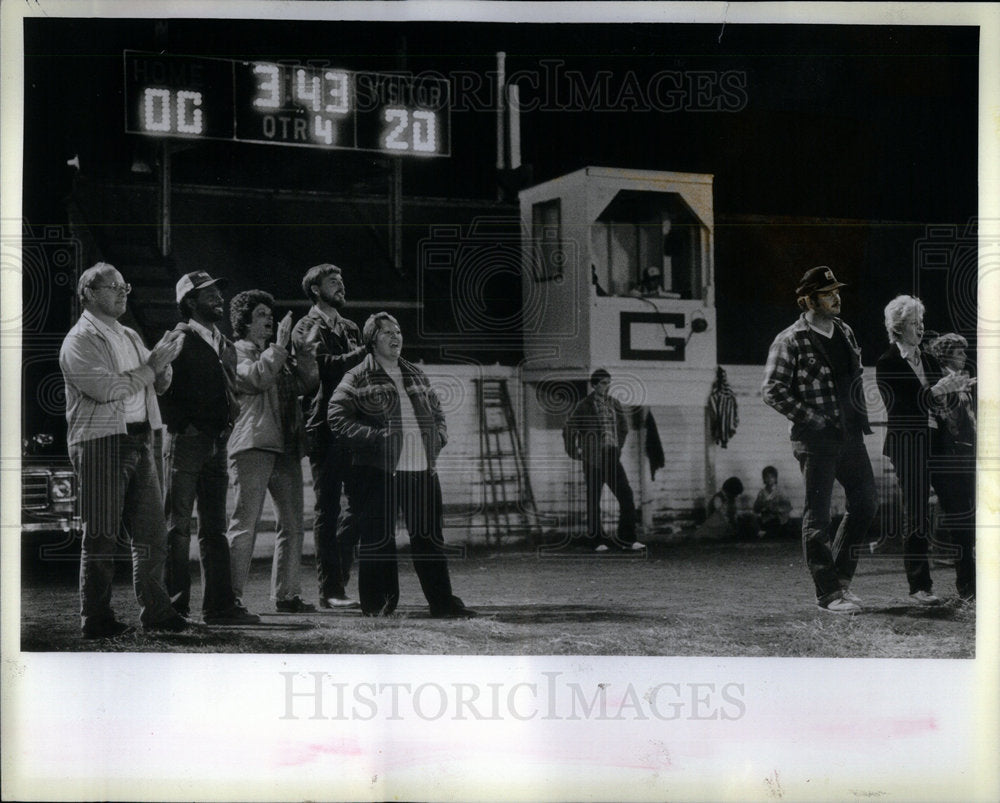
[50,472,76,502]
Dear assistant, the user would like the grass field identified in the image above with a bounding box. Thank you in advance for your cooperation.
[19,537,975,657]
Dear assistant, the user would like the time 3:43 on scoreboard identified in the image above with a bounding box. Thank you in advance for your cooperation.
[124,51,451,157]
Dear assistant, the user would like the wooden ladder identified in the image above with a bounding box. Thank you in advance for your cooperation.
[473,378,542,546]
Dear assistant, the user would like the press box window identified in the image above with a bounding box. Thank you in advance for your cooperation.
[531,199,564,281]
[590,190,706,299]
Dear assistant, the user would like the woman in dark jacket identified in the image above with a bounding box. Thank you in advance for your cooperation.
[327,312,476,618]
[925,333,977,602]
[875,295,975,606]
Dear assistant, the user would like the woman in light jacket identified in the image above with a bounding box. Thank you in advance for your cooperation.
[226,289,318,612]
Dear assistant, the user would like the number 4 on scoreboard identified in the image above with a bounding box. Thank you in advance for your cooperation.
[313,115,335,145]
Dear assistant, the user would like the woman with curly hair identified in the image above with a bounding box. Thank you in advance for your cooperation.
[925,332,976,602]
[225,289,318,612]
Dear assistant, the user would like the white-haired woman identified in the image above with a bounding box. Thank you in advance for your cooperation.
[875,296,974,605]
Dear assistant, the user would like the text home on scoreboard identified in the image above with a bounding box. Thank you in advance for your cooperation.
[123,51,451,157]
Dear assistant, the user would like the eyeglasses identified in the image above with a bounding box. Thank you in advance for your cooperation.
[91,281,132,294]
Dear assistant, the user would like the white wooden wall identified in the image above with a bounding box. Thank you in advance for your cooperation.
[243,362,897,542]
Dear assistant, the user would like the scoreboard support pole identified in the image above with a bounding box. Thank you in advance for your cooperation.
[158,141,172,257]
[391,38,407,276]
[390,156,404,275]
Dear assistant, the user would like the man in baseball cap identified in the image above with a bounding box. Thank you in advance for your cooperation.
[795,265,847,297]
[175,270,228,304]
[762,265,877,615]
[159,270,260,625]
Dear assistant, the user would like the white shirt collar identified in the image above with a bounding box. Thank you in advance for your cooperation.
[82,308,125,339]
[898,342,921,364]
[187,318,220,350]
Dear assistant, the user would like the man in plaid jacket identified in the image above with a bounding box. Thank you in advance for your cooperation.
[762,266,878,614]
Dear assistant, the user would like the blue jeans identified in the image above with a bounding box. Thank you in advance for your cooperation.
[69,431,176,631]
[163,429,236,616]
[793,433,878,604]
[227,448,305,602]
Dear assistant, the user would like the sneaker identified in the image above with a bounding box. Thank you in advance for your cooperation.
[817,597,861,614]
[276,596,317,613]
[841,588,863,606]
[622,541,646,551]
[594,544,610,553]
[909,590,941,606]
[203,604,261,625]
[319,595,361,609]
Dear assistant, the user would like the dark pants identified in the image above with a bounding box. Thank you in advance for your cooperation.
[309,441,359,599]
[353,466,455,615]
[583,447,637,547]
[889,434,939,594]
[70,431,176,631]
[930,451,976,598]
[163,429,236,616]
[793,433,878,604]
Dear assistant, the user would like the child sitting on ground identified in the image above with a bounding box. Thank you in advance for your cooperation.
[753,465,794,538]
[696,476,757,540]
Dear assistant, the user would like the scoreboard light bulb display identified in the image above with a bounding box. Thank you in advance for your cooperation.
[143,88,204,134]
[124,51,450,156]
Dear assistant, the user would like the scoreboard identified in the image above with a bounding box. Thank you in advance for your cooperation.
[123,51,450,156]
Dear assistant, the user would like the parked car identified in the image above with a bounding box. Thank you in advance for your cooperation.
[21,424,81,563]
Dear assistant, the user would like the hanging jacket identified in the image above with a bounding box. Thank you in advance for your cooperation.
[709,366,739,448]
